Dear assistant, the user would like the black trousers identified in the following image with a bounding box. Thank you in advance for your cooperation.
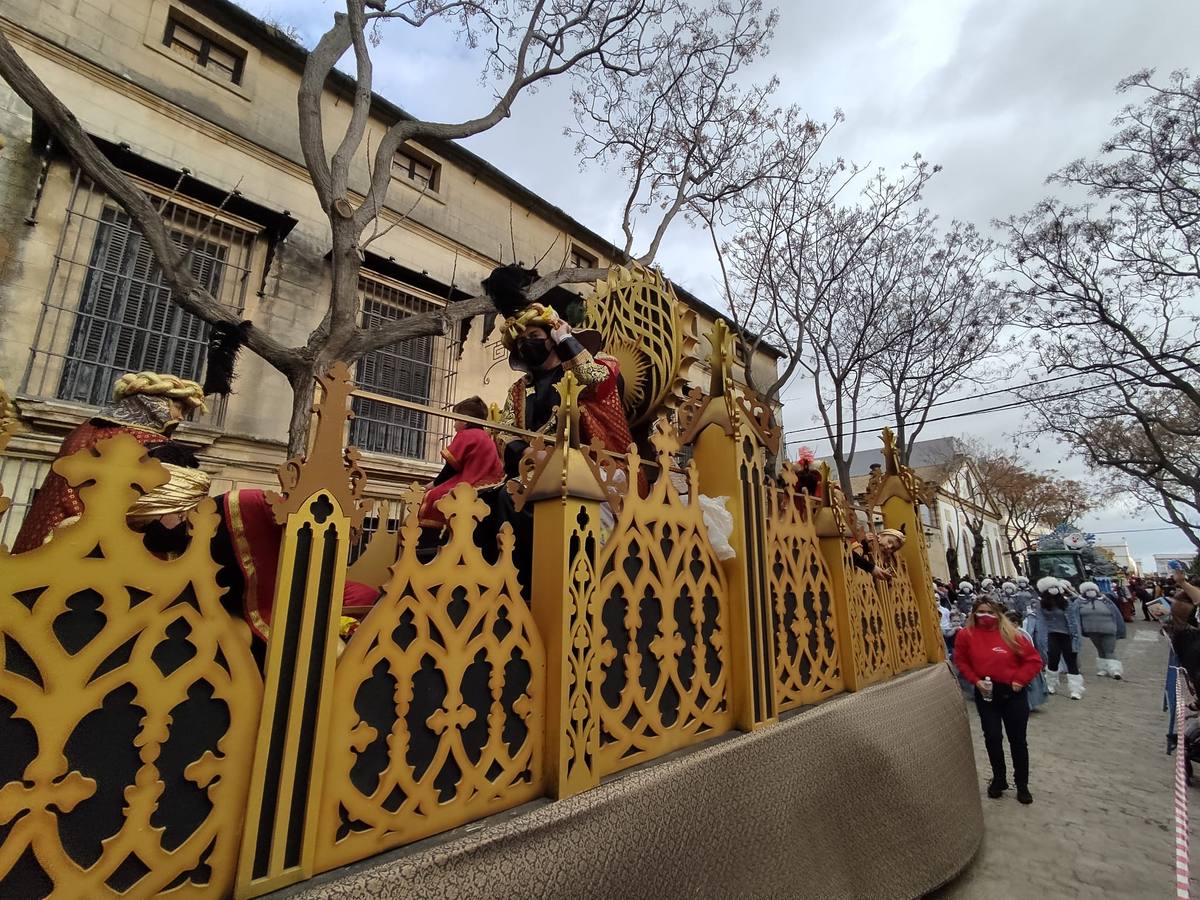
[974,687,1030,788]
[1045,631,1079,674]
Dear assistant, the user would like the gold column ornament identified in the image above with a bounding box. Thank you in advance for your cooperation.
[237,365,363,898]
[872,428,944,664]
[590,421,734,776]
[522,374,606,798]
[683,320,779,731]
[767,464,844,711]
[0,435,262,898]
[813,463,862,694]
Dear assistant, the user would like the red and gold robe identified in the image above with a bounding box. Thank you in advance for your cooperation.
[13,420,169,553]
[222,489,379,642]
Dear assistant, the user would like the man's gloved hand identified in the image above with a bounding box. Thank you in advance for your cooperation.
[550,319,573,343]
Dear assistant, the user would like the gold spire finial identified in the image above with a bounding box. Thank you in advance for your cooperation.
[881,426,900,475]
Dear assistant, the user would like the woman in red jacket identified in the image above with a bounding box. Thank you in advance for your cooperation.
[954,597,1044,805]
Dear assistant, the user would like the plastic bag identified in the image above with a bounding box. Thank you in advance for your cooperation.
[698,494,736,561]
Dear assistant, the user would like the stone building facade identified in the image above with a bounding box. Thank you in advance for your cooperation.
[0,0,779,544]
[835,437,1019,583]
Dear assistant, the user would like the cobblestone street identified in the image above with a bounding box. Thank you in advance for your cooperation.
[932,621,1196,899]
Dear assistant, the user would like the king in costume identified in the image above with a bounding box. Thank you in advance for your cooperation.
[12,372,208,552]
[484,264,635,475]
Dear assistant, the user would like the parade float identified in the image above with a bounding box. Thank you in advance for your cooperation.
[0,267,982,899]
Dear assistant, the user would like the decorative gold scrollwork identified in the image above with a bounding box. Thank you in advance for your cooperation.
[842,544,894,688]
[766,485,844,711]
[313,482,545,872]
[593,423,733,776]
[0,435,262,898]
[584,266,698,426]
[270,362,367,535]
[883,556,928,673]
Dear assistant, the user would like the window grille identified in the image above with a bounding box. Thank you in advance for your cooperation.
[350,275,457,462]
[23,172,255,426]
[164,14,246,84]
[568,245,598,269]
[0,456,52,548]
[392,148,438,191]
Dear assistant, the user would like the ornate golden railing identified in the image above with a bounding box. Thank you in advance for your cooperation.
[314,483,545,873]
[0,333,944,899]
[590,428,734,777]
[765,478,843,712]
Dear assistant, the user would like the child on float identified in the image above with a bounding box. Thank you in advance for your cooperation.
[1077,581,1127,679]
[419,396,504,529]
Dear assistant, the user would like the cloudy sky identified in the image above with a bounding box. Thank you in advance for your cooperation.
[236,0,1199,570]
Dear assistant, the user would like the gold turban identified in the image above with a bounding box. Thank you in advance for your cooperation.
[114,372,209,415]
[499,303,559,350]
[127,463,212,523]
[878,528,906,546]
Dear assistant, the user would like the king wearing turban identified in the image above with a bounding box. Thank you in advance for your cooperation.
[13,371,208,552]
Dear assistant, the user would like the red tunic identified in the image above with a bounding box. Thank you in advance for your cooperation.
[420,427,503,526]
[12,421,169,553]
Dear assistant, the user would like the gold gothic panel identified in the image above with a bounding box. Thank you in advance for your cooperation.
[843,544,895,689]
[590,426,734,777]
[583,266,697,426]
[884,555,928,674]
[313,482,546,872]
[0,435,262,899]
[765,480,844,712]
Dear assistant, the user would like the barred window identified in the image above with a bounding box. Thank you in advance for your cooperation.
[392,148,439,191]
[350,276,456,461]
[24,173,255,424]
[568,245,597,270]
[56,208,221,406]
[164,14,246,84]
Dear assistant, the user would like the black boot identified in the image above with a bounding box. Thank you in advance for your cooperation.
[1017,786,1033,804]
[987,778,1009,799]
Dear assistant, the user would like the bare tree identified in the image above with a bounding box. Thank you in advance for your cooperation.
[716,146,937,494]
[0,0,772,453]
[569,0,779,265]
[1000,71,1200,548]
[969,446,1092,572]
[865,217,1013,466]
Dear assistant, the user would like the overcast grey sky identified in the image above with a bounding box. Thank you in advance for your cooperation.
[237,0,1199,570]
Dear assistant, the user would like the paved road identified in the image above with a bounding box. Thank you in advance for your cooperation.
[931,620,1196,899]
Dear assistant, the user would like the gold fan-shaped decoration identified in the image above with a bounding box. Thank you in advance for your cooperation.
[584,265,697,427]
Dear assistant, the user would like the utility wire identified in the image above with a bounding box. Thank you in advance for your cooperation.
[782,359,1195,441]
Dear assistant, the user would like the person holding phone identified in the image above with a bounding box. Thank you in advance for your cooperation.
[954,597,1044,804]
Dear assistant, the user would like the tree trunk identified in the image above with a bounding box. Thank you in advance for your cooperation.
[834,457,854,504]
[969,525,985,580]
[286,364,318,458]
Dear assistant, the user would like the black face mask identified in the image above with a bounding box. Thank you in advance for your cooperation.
[517,336,553,367]
[142,520,190,556]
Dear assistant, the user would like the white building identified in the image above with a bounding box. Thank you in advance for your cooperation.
[1153,552,1198,577]
[1096,541,1140,576]
[828,437,1017,583]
